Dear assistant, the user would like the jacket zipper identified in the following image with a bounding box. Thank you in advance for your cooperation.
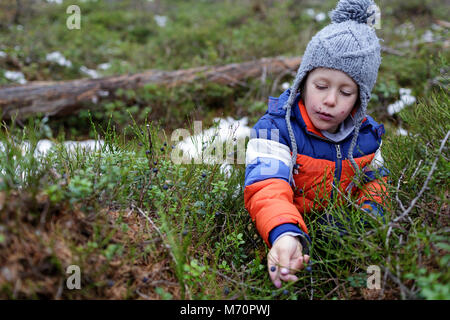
[331,144,342,200]
[335,144,342,181]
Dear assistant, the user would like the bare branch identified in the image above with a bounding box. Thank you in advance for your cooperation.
[394,130,450,223]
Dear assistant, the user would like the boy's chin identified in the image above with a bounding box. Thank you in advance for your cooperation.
[324,125,339,134]
[312,121,338,133]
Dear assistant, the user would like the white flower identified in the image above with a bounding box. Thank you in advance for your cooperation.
[46,51,72,67]
[4,71,27,84]
[387,100,405,116]
[395,22,415,37]
[421,30,434,43]
[175,117,251,168]
[98,63,111,70]
[63,140,104,154]
[396,127,409,136]
[305,8,315,17]
[387,88,416,115]
[80,66,100,79]
[281,82,290,90]
[154,15,167,27]
[315,12,326,22]
[98,90,109,97]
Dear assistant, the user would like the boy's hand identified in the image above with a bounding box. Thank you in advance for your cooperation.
[267,235,310,288]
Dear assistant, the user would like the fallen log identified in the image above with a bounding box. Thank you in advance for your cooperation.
[0,56,301,119]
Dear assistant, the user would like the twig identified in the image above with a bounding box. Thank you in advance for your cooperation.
[410,159,423,180]
[211,268,266,293]
[395,262,406,300]
[260,65,267,86]
[381,45,405,56]
[134,205,179,270]
[135,288,151,300]
[134,205,192,299]
[322,282,343,299]
[54,278,64,300]
[331,183,361,211]
[395,166,407,212]
[209,72,250,88]
[381,266,416,299]
[380,257,390,299]
[435,19,450,29]
[394,130,450,223]
[148,279,179,286]
[270,69,296,96]
[138,175,152,208]
[385,224,393,249]
[39,200,50,229]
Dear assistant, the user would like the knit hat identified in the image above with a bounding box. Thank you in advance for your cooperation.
[283,0,382,183]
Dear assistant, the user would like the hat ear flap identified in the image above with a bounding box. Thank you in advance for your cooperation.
[299,76,308,103]
[350,85,362,116]
[283,70,307,110]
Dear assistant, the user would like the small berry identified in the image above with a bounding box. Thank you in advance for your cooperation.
[223,287,230,295]
[171,145,175,149]
[106,280,115,287]
[215,211,221,217]
[282,289,289,295]
[138,142,143,147]
[270,266,276,272]
[182,230,188,236]
[163,142,167,147]
[306,265,312,273]
[153,161,157,165]
[201,173,207,178]
[153,168,158,173]
[163,184,169,190]
[142,277,148,283]
[146,150,151,155]
[160,147,165,152]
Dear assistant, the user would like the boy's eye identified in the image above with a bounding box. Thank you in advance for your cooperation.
[315,85,327,90]
[341,91,352,96]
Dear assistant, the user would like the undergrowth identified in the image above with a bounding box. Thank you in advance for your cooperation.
[0,0,449,300]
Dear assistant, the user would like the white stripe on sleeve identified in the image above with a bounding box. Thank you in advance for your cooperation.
[245,138,292,168]
[371,141,384,169]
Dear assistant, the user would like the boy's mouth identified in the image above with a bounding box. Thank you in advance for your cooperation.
[317,111,333,121]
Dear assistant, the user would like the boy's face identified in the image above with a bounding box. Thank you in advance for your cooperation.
[303,68,359,134]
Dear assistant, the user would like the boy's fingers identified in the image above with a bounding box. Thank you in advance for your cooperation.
[278,251,291,275]
[291,255,304,271]
[304,255,310,266]
[267,251,281,288]
[280,273,298,282]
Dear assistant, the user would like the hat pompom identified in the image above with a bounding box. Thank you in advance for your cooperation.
[330,0,376,24]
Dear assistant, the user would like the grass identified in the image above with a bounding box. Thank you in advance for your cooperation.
[0,0,449,299]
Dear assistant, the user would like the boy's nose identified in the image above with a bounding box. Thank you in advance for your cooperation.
[324,90,337,107]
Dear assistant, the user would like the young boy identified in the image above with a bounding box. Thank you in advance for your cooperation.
[244,0,389,288]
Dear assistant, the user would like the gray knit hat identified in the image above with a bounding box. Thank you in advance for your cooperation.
[283,0,382,181]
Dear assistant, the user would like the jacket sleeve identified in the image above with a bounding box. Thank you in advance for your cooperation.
[244,115,308,247]
[356,144,390,212]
